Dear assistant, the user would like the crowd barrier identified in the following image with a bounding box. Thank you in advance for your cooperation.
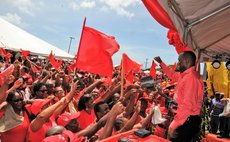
[100,129,170,142]
[201,133,230,142]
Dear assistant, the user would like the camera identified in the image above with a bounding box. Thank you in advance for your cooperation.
[140,76,156,90]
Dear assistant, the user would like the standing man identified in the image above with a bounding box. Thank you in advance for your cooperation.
[154,51,204,142]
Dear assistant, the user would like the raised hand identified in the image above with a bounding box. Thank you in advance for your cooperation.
[4,75,15,85]
[154,56,162,64]
[13,78,24,89]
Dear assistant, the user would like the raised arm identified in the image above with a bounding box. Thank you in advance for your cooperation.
[98,102,124,140]
[30,97,68,132]
[154,56,180,82]
[134,104,155,129]
[117,101,141,133]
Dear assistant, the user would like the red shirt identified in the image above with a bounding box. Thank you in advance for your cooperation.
[161,62,204,130]
[27,117,56,142]
[1,112,30,142]
[77,110,95,130]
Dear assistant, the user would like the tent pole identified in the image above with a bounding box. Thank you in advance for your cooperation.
[187,4,230,28]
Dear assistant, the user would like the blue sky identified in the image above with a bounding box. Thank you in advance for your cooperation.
[0,0,178,68]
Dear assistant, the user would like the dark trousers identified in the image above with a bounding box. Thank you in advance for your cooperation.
[170,115,201,142]
[219,117,230,137]
[210,115,220,134]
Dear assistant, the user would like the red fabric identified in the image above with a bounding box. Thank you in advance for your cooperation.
[150,60,158,80]
[0,64,14,85]
[154,126,166,138]
[76,26,119,77]
[1,112,30,142]
[160,62,204,130]
[31,64,40,73]
[100,129,170,142]
[167,29,191,54]
[204,133,229,142]
[122,53,141,83]
[77,110,95,130]
[49,52,62,71]
[172,62,177,71]
[30,99,51,115]
[0,48,12,60]
[67,62,76,74]
[57,112,80,127]
[102,77,112,86]
[28,120,54,142]
[142,0,175,30]
[20,49,30,58]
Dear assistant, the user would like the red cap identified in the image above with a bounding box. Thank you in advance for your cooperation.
[22,73,31,79]
[42,134,67,142]
[31,99,51,115]
[57,112,80,127]
[42,130,77,142]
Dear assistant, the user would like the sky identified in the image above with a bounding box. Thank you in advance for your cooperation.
[0,0,178,69]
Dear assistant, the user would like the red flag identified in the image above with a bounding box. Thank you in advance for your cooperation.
[142,0,175,30]
[150,60,157,80]
[122,53,141,83]
[0,48,12,60]
[20,49,30,58]
[49,52,62,71]
[67,62,76,74]
[76,26,119,77]
[167,29,191,54]
[31,64,40,73]
[172,62,177,71]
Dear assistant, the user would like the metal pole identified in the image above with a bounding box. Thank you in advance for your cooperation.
[68,37,75,53]
[145,58,148,69]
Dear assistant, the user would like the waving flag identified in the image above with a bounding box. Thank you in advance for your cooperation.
[122,53,142,83]
[150,60,158,80]
[0,48,12,60]
[20,49,30,58]
[76,18,119,77]
[49,52,62,71]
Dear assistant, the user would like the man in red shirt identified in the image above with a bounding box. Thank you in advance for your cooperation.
[155,51,204,142]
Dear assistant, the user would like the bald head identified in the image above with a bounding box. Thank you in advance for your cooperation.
[181,51,196,66]
[178,51,197,72]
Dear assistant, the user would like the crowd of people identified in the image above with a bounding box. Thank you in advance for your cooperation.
[0,50,229,142]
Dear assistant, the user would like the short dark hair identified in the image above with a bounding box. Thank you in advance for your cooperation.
[182,51,196,66]
[78,94,92,111]
[94,101,106,119]
[7,90,23,102]
[33,82,45,93]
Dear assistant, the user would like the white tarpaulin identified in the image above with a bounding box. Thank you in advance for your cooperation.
[158,0,230,62]
[0,18,74,59]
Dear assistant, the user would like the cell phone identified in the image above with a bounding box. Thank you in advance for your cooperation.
[134,129,151,138]
[118,138,132,142]
[140,76,155,90]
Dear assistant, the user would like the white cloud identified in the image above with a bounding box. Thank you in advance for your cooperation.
[5,0,35,16]
[99,0,140,18]
[68,0,140,18]
[80,1,96,8]
[0,13,28,27]
[69,1,80,11]
[69,0,96,10]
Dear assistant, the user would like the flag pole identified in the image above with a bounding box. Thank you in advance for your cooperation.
[120,53,124,99]
[75,17,87,65]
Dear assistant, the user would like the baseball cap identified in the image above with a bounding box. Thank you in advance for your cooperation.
[57,112,80,127]
[31,99,51,115]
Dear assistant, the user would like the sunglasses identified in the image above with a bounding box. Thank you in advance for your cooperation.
[13,98,23,102]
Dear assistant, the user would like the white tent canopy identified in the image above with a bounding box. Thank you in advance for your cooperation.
[0,18,74,59]
[158,0,230,62]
